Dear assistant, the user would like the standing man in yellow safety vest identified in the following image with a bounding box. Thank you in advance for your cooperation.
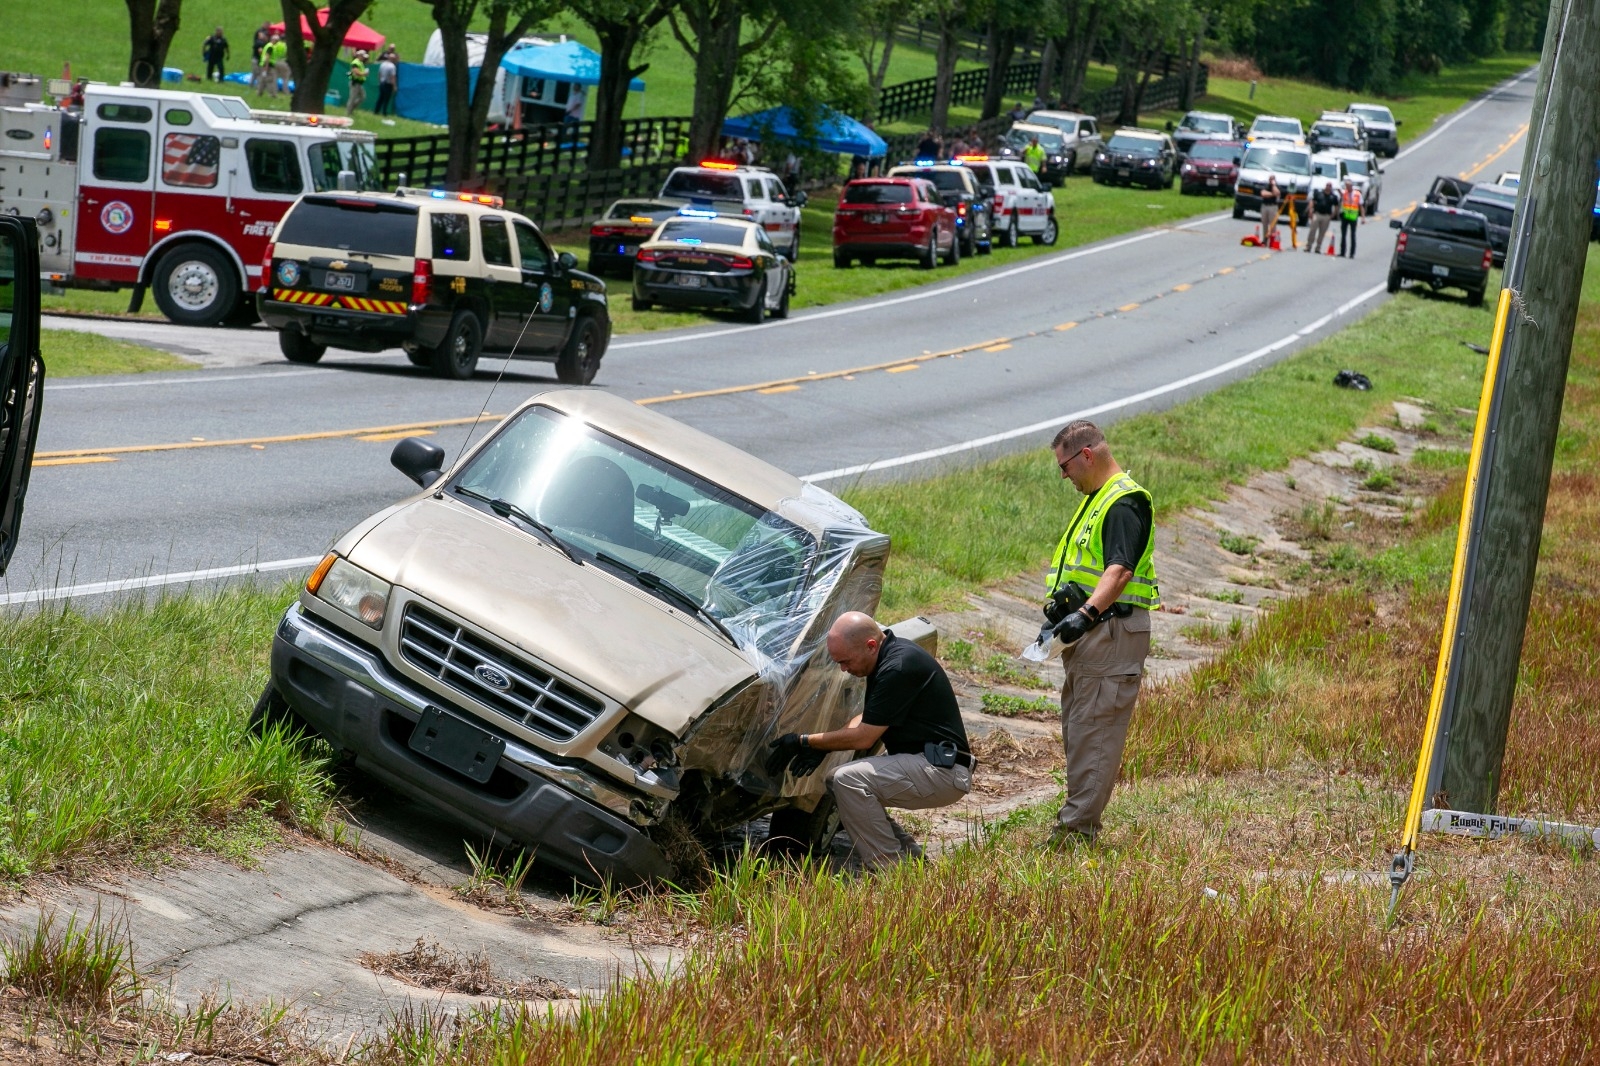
[346,50,369,114]
[1040,420,1159,848]
[1024,135,1046,176]
[1339,177,1365,258]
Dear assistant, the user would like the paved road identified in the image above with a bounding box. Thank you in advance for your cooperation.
[10,71,1535,606]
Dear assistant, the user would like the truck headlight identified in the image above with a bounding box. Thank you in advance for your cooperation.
[308,554,391,629]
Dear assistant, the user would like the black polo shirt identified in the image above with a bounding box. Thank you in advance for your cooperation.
[861,631,969,756]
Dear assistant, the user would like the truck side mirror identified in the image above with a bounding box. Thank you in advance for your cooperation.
[557,251,578,271]
[1389,218,1403,229]
[392,436,446,487]
[337,169,358,191]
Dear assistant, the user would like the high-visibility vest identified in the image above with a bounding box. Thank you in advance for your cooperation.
[349,58,367,83]
[1024,143,1045,171]
[1341,186,1363,220]
[1045,471,1161,610]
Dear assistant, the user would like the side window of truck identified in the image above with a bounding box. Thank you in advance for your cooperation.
[92,127,151,183]
[245,138,304,195]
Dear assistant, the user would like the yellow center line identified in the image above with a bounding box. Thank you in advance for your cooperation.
[1461,123,1529,182]
[1117,302,1140,312]
[1218,266,1234,275]
[1055,321,1077,331]
[984,343,1012,352]
[1171,283,1191,292]
[1390,199,1418,218]
[757,384,801,394]
[35,414,504,461]
[885,364,920,374]
[34,456,119,468]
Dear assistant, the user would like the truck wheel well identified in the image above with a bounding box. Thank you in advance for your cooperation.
[140,234,248,290]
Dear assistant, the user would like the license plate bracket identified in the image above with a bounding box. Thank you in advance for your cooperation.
[1206,178,1219,186]
[866,212,885,224]
[409,707,505,784]
[1432,264,1450,276]
[324,271,358,291]
[1117,168,1130,178]
[676,274,705,287]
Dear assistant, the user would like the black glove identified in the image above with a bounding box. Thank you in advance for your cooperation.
[765,733,805,777]
[789,748,827,778]
[1052,607,1098,645]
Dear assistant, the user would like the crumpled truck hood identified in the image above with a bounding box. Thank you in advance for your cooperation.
[348,495,758,734]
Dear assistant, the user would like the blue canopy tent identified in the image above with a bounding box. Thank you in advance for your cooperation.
[720,106,887,158]
[500,40,645,91]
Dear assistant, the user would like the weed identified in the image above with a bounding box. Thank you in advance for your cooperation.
[1,908,138,1013]
[980,653,1051,690]
[359,937,572,1000]
[1219,531,1260,556]
[980,692,1058,717]
[1298,501,1340,540]
[1363,470,1396,492]
[1208,588,1245,604]
[1358,432,1399,453]
[941,638,976,670]
[1283,474,1297,490]
[1352,457,1375,475]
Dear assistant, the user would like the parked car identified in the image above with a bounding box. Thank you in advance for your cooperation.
[1308,119,1365,154]
[587,199,682,277]
[657,161,806,259]
[1179,139,1243,195]
[1172,110,1242,158]
[1322,148,1384,213]
[1091,128,1177,189]
[1017,110,1103,171]
[1001,123,1076,186]
[1425,174,1475,208]
[1495,171,1521,188]
[884,162,994,255]
[259,189,611,384]
[0,215,46,579]
[1457,187,1516,266]
[1347,102,1401,157]
[258,387,932,882]
[1234,143,1314,221]
[832,177,960,269]
[1387,205,1494,306]
[959,156,1058,247]
[1311,153,1349,193]
[1247,115,1306,147]
[633,212,795,322]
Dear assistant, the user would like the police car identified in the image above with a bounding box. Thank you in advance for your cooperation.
[954,156,1057,247]
[633,209,795,323]
[657,161,806,260]
[259,188,611,384]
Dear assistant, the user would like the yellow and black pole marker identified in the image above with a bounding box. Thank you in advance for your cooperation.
[1390,0,1600,916]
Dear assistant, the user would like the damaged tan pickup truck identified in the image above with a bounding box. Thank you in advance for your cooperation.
[260,388,929,881]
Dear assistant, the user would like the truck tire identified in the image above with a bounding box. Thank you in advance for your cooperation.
[278,330,325,364]
[765,796,842,858]
[1233,199,1246,220]
[1001,215,1019,248]
[431,310,483,380]
[919,232,938,269]
[743,280,769,323]
[555,314,604,385]
[151,244,239,327]
[943,228,961,266]
[1467,286,1486,308]
[1386,269,1401,294]
[1035,215,1059,246]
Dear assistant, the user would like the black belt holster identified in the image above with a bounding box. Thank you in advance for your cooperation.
[925,741,974,770]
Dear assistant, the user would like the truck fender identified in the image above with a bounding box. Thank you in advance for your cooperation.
[139,232,250,291]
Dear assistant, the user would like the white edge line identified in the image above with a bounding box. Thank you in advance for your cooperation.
[609,229,1169,350]
[47,369,326,391]
[2,556,323,607]
[1393,67,1535,162]
[801,282,1388,483]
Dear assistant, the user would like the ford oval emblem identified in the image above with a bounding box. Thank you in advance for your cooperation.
[474,664,514,692]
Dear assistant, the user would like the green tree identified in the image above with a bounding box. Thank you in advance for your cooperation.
[847,0,919,124]
[971,0,1032,120]
[573,0,679,169]
[422,0,559,185]
[926,0,970,131]
[125,0,184,89]
[668,0,785,162]
[280,0,374,114]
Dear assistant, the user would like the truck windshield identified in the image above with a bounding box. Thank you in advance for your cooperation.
[307,140,382,192]
[1180,115,1231,133]
[1243,147,1311,175]
[453,406,816,637]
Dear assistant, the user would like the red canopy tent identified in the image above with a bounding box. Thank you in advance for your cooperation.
[266,9,386,52]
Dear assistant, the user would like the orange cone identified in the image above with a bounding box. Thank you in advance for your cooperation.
[1327,238,1336,256]
[1268,230,1281,251]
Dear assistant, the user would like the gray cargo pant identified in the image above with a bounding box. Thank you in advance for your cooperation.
[829,753,971,869]
[1305,212,1332,253]
[1056,609,1150,838]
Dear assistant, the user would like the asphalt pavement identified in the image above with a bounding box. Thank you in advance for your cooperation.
[11,69,1536,607]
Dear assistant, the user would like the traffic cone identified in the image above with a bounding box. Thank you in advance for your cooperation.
[1268,229,1281,251]
[1327,238,1336,255]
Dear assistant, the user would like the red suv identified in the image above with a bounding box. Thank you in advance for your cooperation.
[1179,139,1244,196]
[832,178,959,269]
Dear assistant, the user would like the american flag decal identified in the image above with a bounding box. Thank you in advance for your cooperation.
[162,134,221,188]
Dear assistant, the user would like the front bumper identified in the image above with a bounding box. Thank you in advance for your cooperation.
[270,605,672,883]
[1181,171,1234,194]
[634,269,761,310]
[1092,161,1166,186]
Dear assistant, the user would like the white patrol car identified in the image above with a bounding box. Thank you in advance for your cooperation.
[955,155,1056,247]
[657,161,806,261]
[1247,115,1306,147]
[1321,148,1383,214]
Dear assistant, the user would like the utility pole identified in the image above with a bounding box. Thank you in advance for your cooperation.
[1425,0,1600,814]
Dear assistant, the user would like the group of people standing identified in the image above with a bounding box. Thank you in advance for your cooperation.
[768,419,1158,870]
[231,24,396,114]
[1257,175,1366,257]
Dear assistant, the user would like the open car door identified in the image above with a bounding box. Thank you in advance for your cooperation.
[0,216,44,578]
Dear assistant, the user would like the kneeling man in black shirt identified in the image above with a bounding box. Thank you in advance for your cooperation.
[768,612,972,869]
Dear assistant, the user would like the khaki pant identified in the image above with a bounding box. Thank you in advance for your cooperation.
[1306,213,1332,252]
[347,81,366,114]
[1260,202,1279,233]
[829,753,970,869]
[1056,610,1150,837]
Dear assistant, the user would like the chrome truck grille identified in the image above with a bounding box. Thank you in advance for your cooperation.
[399,605,605,743]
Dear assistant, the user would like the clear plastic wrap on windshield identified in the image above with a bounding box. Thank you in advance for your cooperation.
[678,489,891,808]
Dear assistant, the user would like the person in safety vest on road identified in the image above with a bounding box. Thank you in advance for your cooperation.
[1040,419,1159,849]
[1339,176,1365,258]
[1024,135,1046,176]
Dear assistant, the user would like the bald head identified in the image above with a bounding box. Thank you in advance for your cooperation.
[827,612,884,677]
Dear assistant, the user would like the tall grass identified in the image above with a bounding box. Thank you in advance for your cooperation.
[0,908,138,1013]
[0,584,330,880]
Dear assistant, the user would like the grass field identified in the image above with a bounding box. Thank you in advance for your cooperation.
[40,329,195,376]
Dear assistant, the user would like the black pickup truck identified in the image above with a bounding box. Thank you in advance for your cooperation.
[1386,204,1494,307]
[0,216,45,576]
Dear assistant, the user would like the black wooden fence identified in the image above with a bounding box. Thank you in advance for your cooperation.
[876,62,1043,125]
[462,161,680,230]
[374,116,691,187]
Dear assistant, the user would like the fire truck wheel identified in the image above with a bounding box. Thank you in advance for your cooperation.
[151,245,239,327]
[431,311,483,380]
[278,330,325,364]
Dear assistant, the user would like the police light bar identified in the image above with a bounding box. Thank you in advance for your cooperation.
[913,159,936,166]
[956,154,989,162]
[699,160,739,170]
[678,206,719,218]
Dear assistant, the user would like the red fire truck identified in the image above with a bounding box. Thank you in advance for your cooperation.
[0,75,380,326]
